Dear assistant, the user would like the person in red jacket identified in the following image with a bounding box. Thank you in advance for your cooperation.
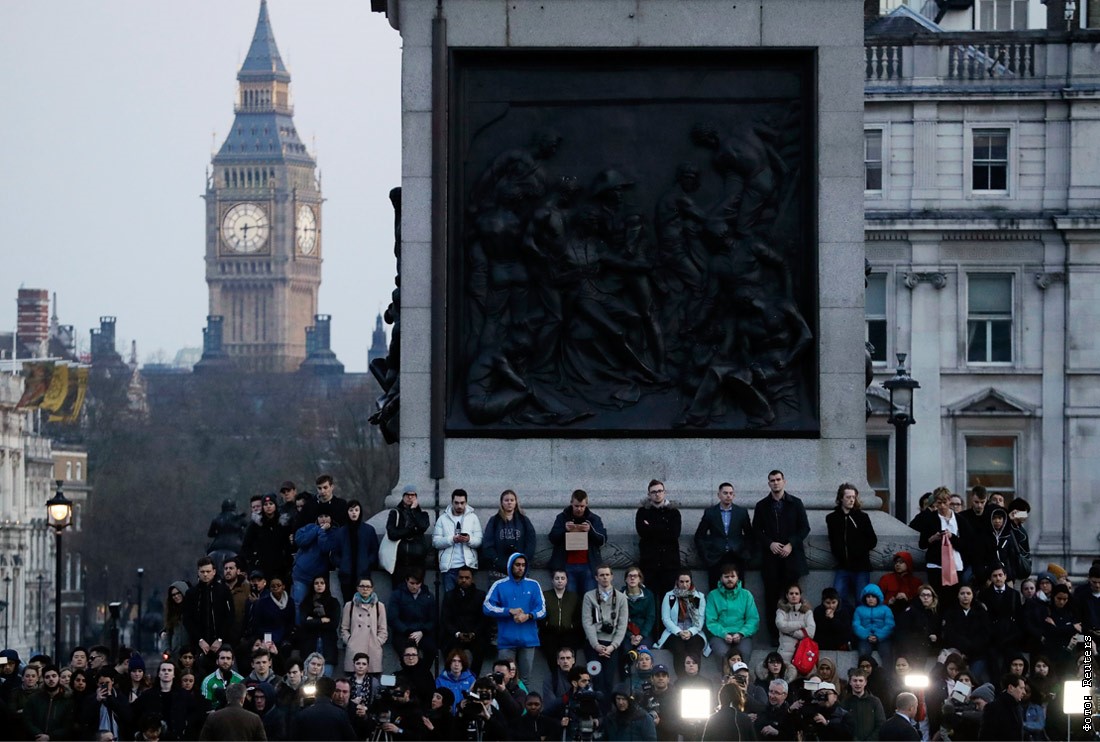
[877,552,923,617]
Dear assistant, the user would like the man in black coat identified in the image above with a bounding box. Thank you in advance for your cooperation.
[388,569,438,661]
[978,674,1027,741]
[440,565,489,675]
[636,479,682,599]
[752,470,811,644]
[182,557,235,674]
[978,564,1023,675]
[132,660,199,740]
[694,481,754,590]
[1073,564,1100,636]
[878,691,921,741]
[291,677,358,741]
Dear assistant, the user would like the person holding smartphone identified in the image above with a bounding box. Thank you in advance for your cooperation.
[431,489,483,594]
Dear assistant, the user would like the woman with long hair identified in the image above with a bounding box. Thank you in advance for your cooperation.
[621,566,657,650]
[340,576,388,674]
[480,489,537,581]
[159,581,190,656]
[896,583,941,662]
[776,583,815,672]
[298,575,340,675]
[654,571,709,674]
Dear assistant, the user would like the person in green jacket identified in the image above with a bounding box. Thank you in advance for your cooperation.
[704,564,760,675]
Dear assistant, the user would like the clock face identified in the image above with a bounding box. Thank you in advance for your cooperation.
[296,205,318,255]
[221,203,270,253]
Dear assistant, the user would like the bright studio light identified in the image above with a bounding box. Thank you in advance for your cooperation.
[904,673,930,689]
[1062,680,1088,715]
[680,687,712,720]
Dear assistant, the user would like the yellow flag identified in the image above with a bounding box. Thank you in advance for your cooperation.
[40,364,70,412]
[49,367,89,424]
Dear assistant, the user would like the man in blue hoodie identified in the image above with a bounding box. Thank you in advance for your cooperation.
[483,553,547,687]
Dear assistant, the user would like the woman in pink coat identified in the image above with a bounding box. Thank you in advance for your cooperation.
[340,576,389,673]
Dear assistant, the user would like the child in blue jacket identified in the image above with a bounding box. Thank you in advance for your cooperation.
[852,583,895,669]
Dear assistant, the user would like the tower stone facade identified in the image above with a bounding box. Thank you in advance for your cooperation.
[204,1,322,373]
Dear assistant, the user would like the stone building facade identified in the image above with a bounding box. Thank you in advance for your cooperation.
[0,375,58,656]
[864,2,1100,573]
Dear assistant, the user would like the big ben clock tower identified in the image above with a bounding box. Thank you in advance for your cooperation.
[204,0,321,372]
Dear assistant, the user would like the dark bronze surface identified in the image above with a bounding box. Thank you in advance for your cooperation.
[448,50,819,436]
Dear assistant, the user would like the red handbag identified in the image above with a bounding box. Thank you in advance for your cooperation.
[792,631,819,675]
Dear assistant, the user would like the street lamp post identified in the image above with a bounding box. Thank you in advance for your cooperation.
[135,568,144,653]
[882,353,921,522]
[36,574,44,652]
[2,575,10,648]
[46,481,73,663]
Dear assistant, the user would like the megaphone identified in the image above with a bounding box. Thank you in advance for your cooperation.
[586,660,602,676]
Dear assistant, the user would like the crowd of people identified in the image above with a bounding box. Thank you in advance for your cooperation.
[0,473,1097,740]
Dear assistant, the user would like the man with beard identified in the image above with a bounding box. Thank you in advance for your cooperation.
[483,553,546,687]
[442,566,490,675]
[24,664,74,741]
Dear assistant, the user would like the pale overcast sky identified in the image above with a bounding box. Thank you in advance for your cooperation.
[0,0,401,371]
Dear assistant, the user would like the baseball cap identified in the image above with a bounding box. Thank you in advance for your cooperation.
[652,664,670,675]
[730,662,749,673]
[279,481,296,492]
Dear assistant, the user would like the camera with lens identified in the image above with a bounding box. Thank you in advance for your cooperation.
[566,688,603,741]
[600,622,614,634]
[490,671,506,686]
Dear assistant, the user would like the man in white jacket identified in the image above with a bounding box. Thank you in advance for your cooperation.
[432,488,484,593]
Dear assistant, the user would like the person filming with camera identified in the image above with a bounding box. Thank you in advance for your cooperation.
[456,677,511,741]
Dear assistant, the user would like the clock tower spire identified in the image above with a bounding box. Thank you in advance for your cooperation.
[204,0,322,372]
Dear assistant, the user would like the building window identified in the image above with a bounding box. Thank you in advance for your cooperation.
[867,436,890,511]
[866,274,887,363]
[75,461,82,480]
[972,129,1008,191]
[865,130,883,192]
[73,503,82,532]
[977,0,1029,30]
[967,273,1013,363]
[966,435,1016,494]
[65,461,72,480]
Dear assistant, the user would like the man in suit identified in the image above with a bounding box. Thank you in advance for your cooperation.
[978,674,1027,741]
[199,682,266,741]
[878,691,921,741]
[752,470,811,644]
[290,677,358,741]
[694,481,754,590]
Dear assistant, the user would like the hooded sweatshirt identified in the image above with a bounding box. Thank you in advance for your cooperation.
[876,551,923,605]
[852,584,896,641]
[483,553,547,648]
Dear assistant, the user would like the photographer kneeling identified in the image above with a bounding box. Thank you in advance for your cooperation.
[456,677,511,741]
